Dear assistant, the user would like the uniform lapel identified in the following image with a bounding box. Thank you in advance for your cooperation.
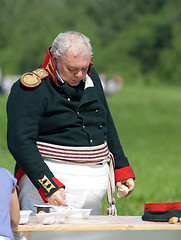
[79,75,98,108]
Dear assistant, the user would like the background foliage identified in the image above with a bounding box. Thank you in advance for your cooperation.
[1,0,181,85]
[0,0,181,216]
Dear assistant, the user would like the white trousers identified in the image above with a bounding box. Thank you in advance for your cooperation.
[19,160,109,215]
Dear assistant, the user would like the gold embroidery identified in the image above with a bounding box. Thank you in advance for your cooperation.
[33,68,48,79]
[20,68,48,88]
[45,59,55,82]
[45,65,54,80]
[21,72,41,87]
[38,175,56,193]
[48,58,54,69]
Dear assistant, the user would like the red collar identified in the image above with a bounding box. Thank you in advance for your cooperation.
[42,46,58,86]
[42,46,93,86]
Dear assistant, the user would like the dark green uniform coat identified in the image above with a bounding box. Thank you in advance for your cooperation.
[7,47,135,201]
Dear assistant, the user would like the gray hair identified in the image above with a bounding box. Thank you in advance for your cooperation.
[50,31,93,58]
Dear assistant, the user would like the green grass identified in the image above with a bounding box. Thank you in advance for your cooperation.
[0,95,15,173]
[100,85,181,215]
[1,84,181,216]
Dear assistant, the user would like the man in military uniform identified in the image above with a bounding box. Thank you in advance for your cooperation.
[7,31,135,215]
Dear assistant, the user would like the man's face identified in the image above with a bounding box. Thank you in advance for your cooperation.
[53,46,91,86]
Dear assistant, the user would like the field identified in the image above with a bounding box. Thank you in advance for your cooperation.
[0,84,181,216]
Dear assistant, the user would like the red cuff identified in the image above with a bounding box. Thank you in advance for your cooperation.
[115,166,135,183]
[38,177,65,203]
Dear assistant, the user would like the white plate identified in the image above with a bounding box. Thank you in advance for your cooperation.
[19,210,32,224]
[35,212,66,225]
[66,209,92,219]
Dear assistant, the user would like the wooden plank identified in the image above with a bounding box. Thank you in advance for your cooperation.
[13,216,181,232]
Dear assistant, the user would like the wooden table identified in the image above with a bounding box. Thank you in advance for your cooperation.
[14,216,181,231]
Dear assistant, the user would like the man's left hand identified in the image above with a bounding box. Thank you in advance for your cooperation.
[116,178,135,197]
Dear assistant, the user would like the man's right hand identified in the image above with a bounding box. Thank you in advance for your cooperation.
[46,188,68,206]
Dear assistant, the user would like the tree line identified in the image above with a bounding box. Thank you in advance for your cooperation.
[0,0,181,85]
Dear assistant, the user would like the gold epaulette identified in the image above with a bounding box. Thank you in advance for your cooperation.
[20,68,49,88]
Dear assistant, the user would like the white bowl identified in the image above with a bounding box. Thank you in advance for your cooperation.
[34,204,51,213]
[19,210,32,224]
[35,212,66,225]
[66,209,92,219]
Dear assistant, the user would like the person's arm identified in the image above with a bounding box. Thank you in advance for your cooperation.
[7,80,64,202]
[91,67,135,183]
[10,187,20,228]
